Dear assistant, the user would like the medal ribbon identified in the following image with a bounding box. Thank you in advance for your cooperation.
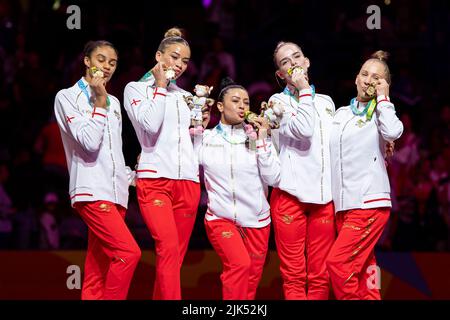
[77,79,110,108]
[350,98,377,121]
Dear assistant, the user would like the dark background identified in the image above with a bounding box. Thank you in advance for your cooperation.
[0,0,449,252]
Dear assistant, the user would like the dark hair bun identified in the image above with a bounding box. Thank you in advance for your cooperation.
[219,77,236,91]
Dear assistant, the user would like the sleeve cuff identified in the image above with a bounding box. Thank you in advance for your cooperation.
[152,87,168,99]
[298,88,313,99]
[377,95,391,104]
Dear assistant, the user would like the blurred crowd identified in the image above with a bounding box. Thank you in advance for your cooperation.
[0,0,449,251]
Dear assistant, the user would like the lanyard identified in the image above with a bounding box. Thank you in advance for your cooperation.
[215,123,247,145]
[77,79,110,107]
[350,98,377,121]
[139,70,176,85]
[283,84,315,102]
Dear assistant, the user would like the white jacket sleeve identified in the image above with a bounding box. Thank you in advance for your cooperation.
[54,90,107,153]
[273,88,316,140]
[256,137,281,187]
[124,82,167,134]
[192,132,205,166]
[375,95,404,142]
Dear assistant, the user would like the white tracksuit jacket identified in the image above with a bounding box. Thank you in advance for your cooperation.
[269,87,335,204]
[124,75,199,182]
[54,78,129,208]
[195,123,280,228]
[329,95,404,212]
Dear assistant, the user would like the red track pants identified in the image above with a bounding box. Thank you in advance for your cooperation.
[270,188,336,300]
[136,178,200,300]
[75,201,141,300]
[326,208,390,300]
[205,219,270,300]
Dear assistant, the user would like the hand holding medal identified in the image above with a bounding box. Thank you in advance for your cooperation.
[287,66,310,90]
[374,79,389,97]
[152,62,170,88]
[89,66,108,108]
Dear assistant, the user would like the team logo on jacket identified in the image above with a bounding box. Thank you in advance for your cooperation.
[221,231,234,239]
[356,119,367,128]
[152,199,164,207]
[325,107,333,116]
[281,214,294,224]
[114,110,121,120]
[99,203,111,212]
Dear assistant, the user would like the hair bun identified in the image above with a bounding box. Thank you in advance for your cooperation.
[219,77,236,91]
[164,27,183,39]
[371,50,390,62]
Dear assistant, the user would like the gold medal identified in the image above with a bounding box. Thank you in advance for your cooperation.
[287,66,304,76]
[366,83,376,98]
[90,66,104,78]
[244,110,258,123]
[164,67,175,80]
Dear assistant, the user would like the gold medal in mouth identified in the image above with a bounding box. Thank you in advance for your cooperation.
[287,66,304,76]
[366,83,376,97]
[244,110,258,123]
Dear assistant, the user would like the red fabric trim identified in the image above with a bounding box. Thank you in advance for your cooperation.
[363,198,391,204]
[136,169,157,173]
[70,193,93,199]
[258,215,270,222]
[378,99,390,104]
[92,112,106,118]
[299,94,312,98]
[153,88,167,99]
[206,211,214,216]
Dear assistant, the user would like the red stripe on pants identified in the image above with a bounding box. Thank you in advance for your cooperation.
[136,178,200,300]
[74,201,141,300]
[205,219,270,300]
[326,207,390,300]
[270,188,336,300]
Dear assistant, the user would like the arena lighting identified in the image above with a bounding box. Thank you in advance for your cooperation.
[53,0,61,11]
[202,0,213,9]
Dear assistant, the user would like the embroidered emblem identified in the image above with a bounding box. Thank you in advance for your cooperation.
[356,119,366,128]
[130,99,141,106]
[325,107,333,116]
[281,214,294,224]
[250,252,266,260]
[221,231,234,239]
[114,110,121,120]
[99,203,111,212]
[152,199,164,207]
[343,223,361,231]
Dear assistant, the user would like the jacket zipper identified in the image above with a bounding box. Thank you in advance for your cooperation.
[339,116,355,208]
[315,108,325,202]
[230,125,237,224]
[176,99,181,179]
[106,115,117,202]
